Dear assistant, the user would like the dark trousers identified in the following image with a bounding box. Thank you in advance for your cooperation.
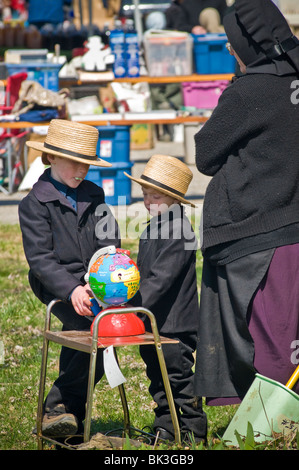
[44,302,105,423]
[140,333,207,438]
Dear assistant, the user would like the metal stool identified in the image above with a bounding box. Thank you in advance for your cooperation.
[36,299,180,449]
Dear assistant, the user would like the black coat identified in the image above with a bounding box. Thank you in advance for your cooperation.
[195,73,299,251]
[19,169,121,304]
[166,0,228,32]
[130,204,199,335]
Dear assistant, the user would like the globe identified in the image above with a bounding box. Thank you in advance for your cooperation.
[88,248,140,307]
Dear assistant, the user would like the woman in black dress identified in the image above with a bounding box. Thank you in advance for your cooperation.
[194,0,299,405]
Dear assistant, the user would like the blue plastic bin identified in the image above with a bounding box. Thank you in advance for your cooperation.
[96,125,130,163]
[85,161,133,206]
[5,62,62,91]
[193,34,236,74]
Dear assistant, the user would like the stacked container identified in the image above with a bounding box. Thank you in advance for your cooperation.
[124,19,140,78]
[192,33,236,74]
[85,125,133,206]
[5,62,62,91]
[109,20,140,78]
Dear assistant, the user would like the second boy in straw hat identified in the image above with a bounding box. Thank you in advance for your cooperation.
[125,155,207,444]
[19,119,121,438]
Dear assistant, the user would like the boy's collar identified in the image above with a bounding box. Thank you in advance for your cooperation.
[149,203,183,224]
[49,173,72,195]
[32,168,92,204]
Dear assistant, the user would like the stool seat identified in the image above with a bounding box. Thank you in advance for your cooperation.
[37,300,181,449]
[45,329,177,353]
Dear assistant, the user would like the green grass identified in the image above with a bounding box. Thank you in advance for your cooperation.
[0,223,297,451]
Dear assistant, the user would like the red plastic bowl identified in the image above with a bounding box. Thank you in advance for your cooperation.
[91,307,145,337]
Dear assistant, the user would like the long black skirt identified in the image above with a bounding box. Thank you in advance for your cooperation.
[194,244,299,405]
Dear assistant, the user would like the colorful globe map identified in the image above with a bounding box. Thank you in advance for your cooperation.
[88,250,140,307]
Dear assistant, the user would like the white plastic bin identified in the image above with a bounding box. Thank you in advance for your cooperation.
[143,30,193,77]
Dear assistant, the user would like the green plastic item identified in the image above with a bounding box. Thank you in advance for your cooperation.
[222,373,299,447]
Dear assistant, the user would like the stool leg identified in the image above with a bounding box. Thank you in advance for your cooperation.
[84,346,131,441]
[114,349,131,435]
[118,383,131,435]
[155,341,181,445]
[146,310,181,445]
[36,335,49,450]
[84,341,98,442]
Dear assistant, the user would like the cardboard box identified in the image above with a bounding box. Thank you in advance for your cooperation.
[130,123,154,150]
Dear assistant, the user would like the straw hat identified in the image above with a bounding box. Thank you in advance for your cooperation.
[26,119,111,167]
[124,154,195,207]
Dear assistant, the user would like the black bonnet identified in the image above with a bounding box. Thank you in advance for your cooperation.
[223,0,299,75]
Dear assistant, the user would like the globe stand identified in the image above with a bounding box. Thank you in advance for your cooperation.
[90,304,146,336]
[36,300,181,450]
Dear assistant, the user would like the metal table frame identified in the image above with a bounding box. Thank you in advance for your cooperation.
[36,299,180,449]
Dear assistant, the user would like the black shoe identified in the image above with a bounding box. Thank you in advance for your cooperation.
[154,427,175,442]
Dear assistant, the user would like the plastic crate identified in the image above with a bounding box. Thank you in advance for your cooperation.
[96,125,130,163]
[193,34,236,74]
[85,161,133,205]
[5,62,62,91]
[143,30,193,76]
[182,80,229,109]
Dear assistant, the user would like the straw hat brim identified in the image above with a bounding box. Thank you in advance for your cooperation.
[124,172,196,207]
[26,140,112,168]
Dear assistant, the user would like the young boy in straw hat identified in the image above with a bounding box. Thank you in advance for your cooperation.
[125,155,207,444]
[19,119,121,438]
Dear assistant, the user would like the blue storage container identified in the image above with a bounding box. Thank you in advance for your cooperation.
[193,34,236,74]
[5,62,62,91]
[85,161,133,206]
[96,125,130,163]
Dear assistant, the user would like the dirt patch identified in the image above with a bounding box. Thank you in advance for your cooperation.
[76,432,145,450]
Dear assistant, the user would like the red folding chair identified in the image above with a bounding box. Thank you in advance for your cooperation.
[0,72,29,194]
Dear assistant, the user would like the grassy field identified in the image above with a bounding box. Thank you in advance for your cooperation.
[0,223,297,451]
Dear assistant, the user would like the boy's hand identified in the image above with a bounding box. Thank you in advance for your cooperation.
[71,285,93,316]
